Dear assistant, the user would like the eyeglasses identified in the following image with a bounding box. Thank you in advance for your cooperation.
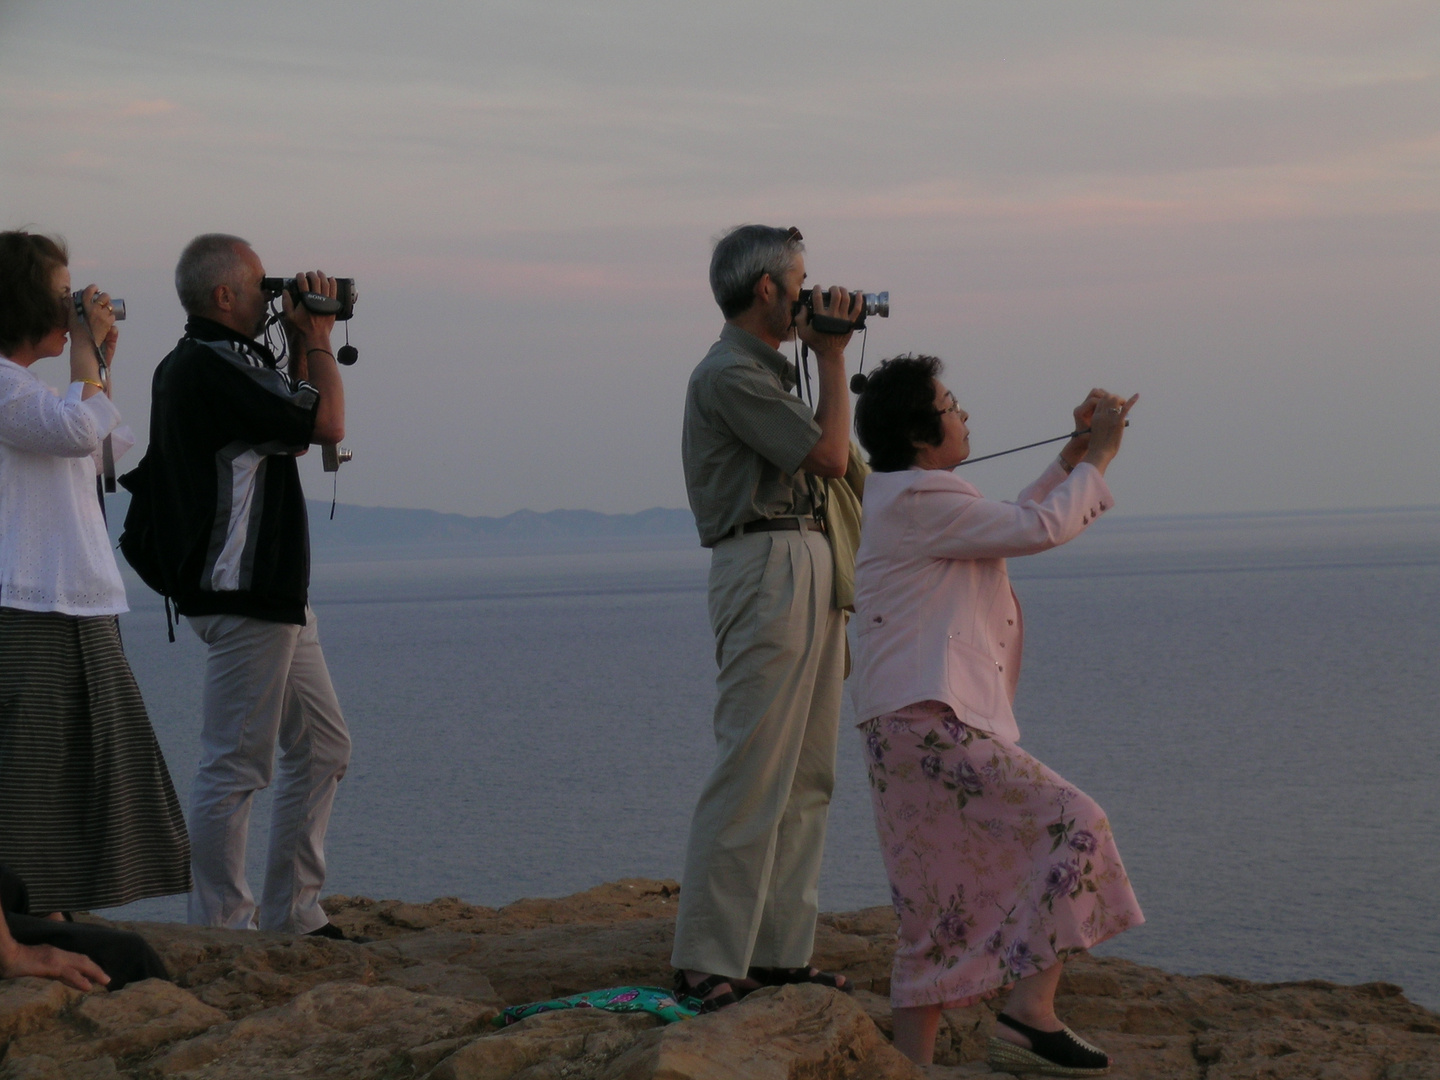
[786,226,803,243]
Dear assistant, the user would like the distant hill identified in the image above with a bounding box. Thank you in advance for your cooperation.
[102,491,695,547]
[305,502,695,545]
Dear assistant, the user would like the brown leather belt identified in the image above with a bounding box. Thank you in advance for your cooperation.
[737,516,825,537]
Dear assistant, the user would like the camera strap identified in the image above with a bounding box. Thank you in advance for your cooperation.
[74,300,117,495]
[808,312,855,335]
[955,424,1124,467]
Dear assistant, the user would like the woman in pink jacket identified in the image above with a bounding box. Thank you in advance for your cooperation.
[849,354,1142,1074]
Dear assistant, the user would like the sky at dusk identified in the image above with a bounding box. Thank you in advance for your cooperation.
[3,1,1437,518]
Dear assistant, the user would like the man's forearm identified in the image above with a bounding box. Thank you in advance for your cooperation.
[299,334,345,445]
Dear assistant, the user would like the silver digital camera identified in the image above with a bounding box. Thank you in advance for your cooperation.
[72,293,125,321]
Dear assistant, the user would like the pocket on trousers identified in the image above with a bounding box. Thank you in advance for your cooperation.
[708,535,777,662]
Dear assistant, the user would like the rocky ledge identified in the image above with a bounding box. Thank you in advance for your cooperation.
[1,879,1436,1079]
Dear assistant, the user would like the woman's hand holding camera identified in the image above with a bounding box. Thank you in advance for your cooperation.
[68,284,118,397]
[1059,389,1106,469]
[1073,389,1137,475]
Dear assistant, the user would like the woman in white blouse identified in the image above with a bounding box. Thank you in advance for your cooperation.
[0,230,189,916]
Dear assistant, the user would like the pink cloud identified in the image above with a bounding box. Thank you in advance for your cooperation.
[120,99,179,117]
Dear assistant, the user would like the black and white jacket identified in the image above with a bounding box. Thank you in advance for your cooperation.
[136,317,319,625]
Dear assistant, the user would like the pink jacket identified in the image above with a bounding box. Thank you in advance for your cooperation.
[848,460,1114,743]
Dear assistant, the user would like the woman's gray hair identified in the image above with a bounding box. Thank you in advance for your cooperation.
[709,224,804,319]
[175,233,251,315]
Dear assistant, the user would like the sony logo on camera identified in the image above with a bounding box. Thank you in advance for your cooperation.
[260,277,358,323]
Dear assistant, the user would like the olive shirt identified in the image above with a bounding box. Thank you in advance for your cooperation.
[682,324,823,548]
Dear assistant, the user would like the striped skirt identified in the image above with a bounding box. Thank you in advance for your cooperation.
[861,700,1144,1009]
[0,607,190,912]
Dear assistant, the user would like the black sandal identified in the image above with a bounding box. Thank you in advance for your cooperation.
[746,965,854,995]
[672,970,740,1014]
[987,1013,1110,1076]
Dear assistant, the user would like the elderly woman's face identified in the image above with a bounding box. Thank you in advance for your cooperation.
[915,378,970,469]
[33,265,73,360]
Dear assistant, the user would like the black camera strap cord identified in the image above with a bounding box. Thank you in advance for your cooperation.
[956,421,1129,467]
[794,325,868,412]
[73,303,117,500]
[793,331,1118,469]
[956,430,1085,467]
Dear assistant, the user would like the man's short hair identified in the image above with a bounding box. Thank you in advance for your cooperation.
[709,224,805,319]
[854,354,946,472]
[175,233,251,316]
[0,230,69,355]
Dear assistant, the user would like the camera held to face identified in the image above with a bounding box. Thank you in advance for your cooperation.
[72,293,126,321]
[793,289,889,333]
[261,277,358,324]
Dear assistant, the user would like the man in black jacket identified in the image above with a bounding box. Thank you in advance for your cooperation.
[144,233,352,937]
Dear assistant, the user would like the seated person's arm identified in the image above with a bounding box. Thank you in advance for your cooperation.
[0,909,109,991]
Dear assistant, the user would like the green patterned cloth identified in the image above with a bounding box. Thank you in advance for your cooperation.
[494,985,700,1027]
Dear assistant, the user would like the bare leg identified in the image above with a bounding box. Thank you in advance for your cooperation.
[996,960,1064,1046]
[892,1004,943,1064]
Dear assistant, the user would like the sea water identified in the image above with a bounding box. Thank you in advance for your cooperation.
[107,506,1440,1009]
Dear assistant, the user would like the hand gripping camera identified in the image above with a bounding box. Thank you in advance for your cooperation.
[71,293,126,322]
[260,277,360,372]
[793,289,889,334]
[70,292,125,492]
[259,277,358,474]
[261,277,359,338]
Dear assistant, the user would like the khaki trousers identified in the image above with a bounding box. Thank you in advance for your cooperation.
[185,608,351,934]
[671,529,846,978]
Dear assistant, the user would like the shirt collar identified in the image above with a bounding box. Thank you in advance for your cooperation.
[184,316,278,368]
[719,322,797,391]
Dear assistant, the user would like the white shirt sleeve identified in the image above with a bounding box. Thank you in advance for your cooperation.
[0,363,122,458]
[90,423,136,472]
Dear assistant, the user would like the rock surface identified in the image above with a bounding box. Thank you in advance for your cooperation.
[0,878,1432,1079]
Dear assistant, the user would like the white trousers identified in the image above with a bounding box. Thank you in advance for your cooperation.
[671,529,846,978]
[185,608,350,933]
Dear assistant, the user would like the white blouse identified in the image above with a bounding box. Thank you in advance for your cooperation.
[0,357,134,616]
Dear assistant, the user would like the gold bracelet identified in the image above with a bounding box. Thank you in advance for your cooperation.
[78,379,105,391]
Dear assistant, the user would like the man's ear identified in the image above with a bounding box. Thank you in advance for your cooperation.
[754,272,775,307]
[212,284,232,313]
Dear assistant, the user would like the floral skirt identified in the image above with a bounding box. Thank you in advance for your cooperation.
[861,701,1143,1009]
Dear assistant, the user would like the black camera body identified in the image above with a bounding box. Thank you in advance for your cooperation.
[793,289,889,333]
[261,277,358,321]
